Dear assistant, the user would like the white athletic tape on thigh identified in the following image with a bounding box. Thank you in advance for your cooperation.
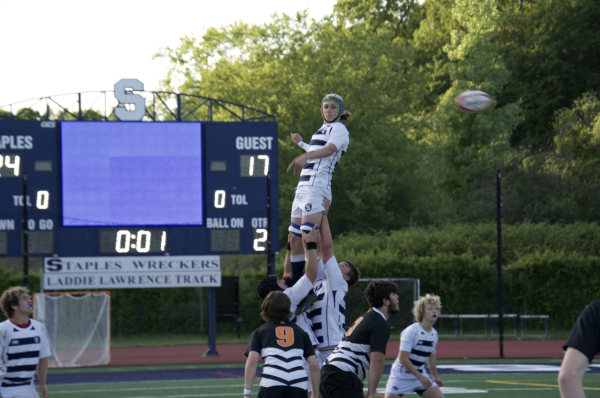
[301,222,318,233]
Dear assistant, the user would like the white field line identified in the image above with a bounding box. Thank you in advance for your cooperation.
[49,384,244,394]
[48,378,242,387]
[51,393,242,398]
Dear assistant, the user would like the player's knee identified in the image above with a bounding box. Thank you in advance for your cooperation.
[289,222,302,237]
[301,222,319,234]
[558,369,575,387]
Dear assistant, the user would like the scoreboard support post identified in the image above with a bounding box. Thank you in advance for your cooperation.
[203,287,219,357]
[22,173,29,288]
[267,172,275,275]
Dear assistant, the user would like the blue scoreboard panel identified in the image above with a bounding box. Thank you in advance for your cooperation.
[0,119,279,257]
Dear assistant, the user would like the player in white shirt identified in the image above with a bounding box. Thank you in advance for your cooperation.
[286,93,351,284]
[309,202,359,365]
[385,294,445,398]
[0,287,51,398]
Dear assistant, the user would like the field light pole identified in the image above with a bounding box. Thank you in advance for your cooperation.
[496,170,504,358]
[22,173,29,289]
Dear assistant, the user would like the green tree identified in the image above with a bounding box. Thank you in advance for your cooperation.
[10,109,43,120]
[497,0,600,146]
[333,0,423,37]
[469,92,600,224]
[424,0,522,212]
[159,10,444,239]
[553,92,600,177]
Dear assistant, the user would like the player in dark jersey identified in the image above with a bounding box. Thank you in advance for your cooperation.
[244,291,320,398]
[558,299,600,398]
[320,280,399,398]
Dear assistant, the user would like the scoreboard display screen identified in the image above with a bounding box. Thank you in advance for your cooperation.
[0,119,279,257]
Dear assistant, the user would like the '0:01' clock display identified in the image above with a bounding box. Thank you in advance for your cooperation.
[100,230,167,254]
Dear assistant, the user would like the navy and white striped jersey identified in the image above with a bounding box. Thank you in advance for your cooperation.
[308,256,347,348]
[0,319,51,389]
[297,122,349,190]
[246,321,316,389]
[325,307,390,381]
[391,323,438,379]
[285,275,319,346]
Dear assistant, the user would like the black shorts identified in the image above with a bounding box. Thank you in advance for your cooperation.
[258,385,307,398]
[564,300,600,363]
[398,389,426,397]
[320,364,364,398]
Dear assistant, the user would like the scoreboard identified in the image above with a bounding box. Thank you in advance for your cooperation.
[0,119,279,257]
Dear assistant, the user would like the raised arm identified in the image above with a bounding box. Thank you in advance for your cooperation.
[303,225,320,284]
[320,210,334,265]
[283,233,293,280]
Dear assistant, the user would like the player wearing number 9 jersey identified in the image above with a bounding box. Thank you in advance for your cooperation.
[245,291,321,398]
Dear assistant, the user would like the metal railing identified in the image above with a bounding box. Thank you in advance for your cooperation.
[437,313,547,340]
[0,90,274,122]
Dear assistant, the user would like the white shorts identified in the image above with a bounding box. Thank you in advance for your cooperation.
[316,348,334,367]
[290,187,331,219]
[385,374,438,396]
[0,385,40,398]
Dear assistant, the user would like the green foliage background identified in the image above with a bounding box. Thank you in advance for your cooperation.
[154,0,600,237]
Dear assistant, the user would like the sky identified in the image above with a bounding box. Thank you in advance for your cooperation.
[0,0,338,108]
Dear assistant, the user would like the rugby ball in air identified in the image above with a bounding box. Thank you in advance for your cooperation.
[455,90,492,113]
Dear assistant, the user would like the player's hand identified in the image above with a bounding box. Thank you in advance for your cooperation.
[287,154,309,175]
[291,133,303,145]
[322,198,331,216]
[418,375,432,388]
[433,377,445,387]
[40,386,49,398]
[302,224,319,245]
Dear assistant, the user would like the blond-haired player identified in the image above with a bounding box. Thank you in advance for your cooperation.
[385,294,445,398]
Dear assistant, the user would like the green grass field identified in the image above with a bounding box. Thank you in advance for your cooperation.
[43,360,600,398]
